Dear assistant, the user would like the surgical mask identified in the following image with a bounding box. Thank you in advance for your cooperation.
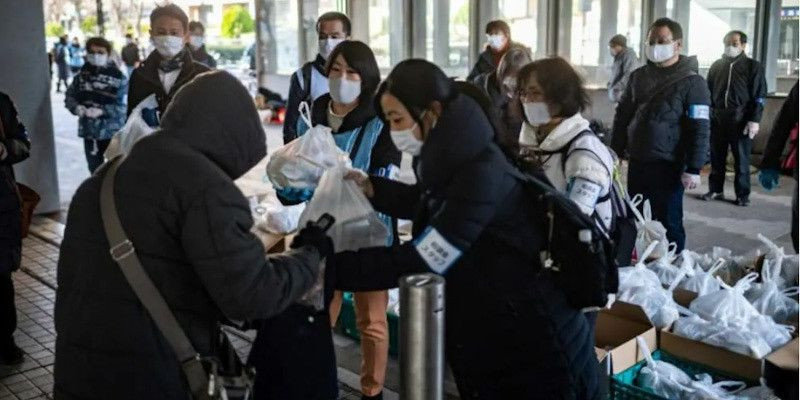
[152,35,185,58]
[86,53,108,67]
[725,45,742,58]
[391,124,423,156]
[523,101,551,125]
[319,38,345,60]
[329,77,361,104]
[645,43,675,64]
[487,34,506,51]
[189,35,204,49]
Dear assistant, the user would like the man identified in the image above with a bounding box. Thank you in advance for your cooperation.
[283,12,350,144]
[467,20,513,82]
[701,30,767,207]
[611,18,711,251]
[53,35,70,92]
[65,37,127,173]
[127,4,210,116]
[67,37,84,76]
[608,34,638,104]
[188,21,217,69]
[120,33,141,77]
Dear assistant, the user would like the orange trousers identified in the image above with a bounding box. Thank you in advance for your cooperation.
[329,290,389,397]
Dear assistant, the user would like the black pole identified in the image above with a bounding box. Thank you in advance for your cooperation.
[96,0,105,35]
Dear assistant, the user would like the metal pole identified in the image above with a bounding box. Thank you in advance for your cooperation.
[399,273,445,400]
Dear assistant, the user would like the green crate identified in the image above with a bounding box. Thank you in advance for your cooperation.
[611,350,756,400]
[336,292,400,357]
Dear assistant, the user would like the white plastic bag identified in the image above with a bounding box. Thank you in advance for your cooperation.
[266,102,349,190]
[684,374,747,400]
[104,94,158,159]
[681,258,725,296]
[673,312,718,341]
[387,288,400,316]
[736,379,779,399]
[647,244,689,287]
[254,194,306,234]
[780,254,799,288]
[747,314,794,351]
[618,268,686,329]
[746,260,800,322]
[629,195,670,260]
[702,326,773,358]
[298,165,389,252]
[619,241,663,292]
[635,337,694,399]
[690,273,762,326]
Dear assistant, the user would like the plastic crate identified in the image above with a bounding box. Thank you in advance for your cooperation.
[336,292,400,357]
[610,350,756,400]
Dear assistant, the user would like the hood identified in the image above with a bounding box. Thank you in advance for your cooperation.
[418,93,494,188]
[534,113,591,152]
[159,70,266,179]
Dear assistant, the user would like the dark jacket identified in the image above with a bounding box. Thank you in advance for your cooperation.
[191,45,217,69]
[126,49,210,117]
[472,71,522,148]
[120,43,141,67]
[611,55,711,174]
[466,47,497,82]
[64,62,128,140]
[331,93,599,399]
[762,81,799,178]
[54,71,323,400]
[283,55,328,144]
[608,47,639,103]
[0,92,30,274]
[707,53,767,122]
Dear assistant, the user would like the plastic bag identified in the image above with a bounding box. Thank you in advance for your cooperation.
[780,254,799,288]
[104,94,158,159]
[747,314,794,351]
[387,288,400,316]
[690,273,762,326]
[618,267,686,329]
[746,260,800,322]
[298,166,388,252]
[647,244,691,287]
[266,102,349,190]
[681,259,725,296]
[629,195,670,260]
[736,379,779,399]
[619,241,663,292]
[684,374,747,400]
[673,313,719,341]
[635,337,694,399]
[254,194,306,234]
[296,260,326,311]
[702,326,773,358]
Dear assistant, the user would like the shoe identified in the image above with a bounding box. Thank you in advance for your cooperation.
[736,197,750,207]
[362,392,383,400]
[0,342,23,365]
[700,192,724,201]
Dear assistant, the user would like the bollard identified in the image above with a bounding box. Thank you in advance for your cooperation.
[399,273,445,400]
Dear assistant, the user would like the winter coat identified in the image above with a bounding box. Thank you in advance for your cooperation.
[283,55,329,144]
[54,71,323,400]
[330,92,599,399]
[762,81,799,178]
[707,53,767,126]
[65,63,128,140]
[611,55,711,174]
[466,47,498,82]
[608,47,638,103]
[68,44,84,69]
[472,71,522,147]
[190,45,217,69]
[0,92,31,274]
[121,43,141,67]
[127,49,210,117]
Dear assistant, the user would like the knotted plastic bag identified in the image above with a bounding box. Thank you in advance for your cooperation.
[635,337,694,398]
[298,165,389,252]
[747,314,794,351]
[684,374,747,400]
[673,312,718,341]
[702,326,773,358]
[104,94,158,159]
[254,194,306,234]
[689,273,762,327]
[618,267,686,329]
[647,244,693,287]
[746,260,800,323]
[629,195,670,260]
[680,259,725,296]
[756,234,799,289]
[736,379,779,399]
[619,241,663,292]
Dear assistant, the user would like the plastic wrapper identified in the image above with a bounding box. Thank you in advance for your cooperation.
[619,241,663,292]
[635,337,694,399]
[735,379,779,399]
[746,260,800,323]
[387,288,400,316]
[684,374,747,400]
[681,259,725,296]
[747,314,794,351]
[689,273,762,326]
[298,166,389,252]
[104,94,158,159]
[629,195,669,260]
[673,313,718,341]
[780,254,799,288]
[296,261,326,311]
[254,194,306,234]
[618,267,686,329]
[702,327,772,358]
[647,245,692,287]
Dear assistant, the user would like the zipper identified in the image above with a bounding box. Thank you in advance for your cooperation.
[724,60,738,109]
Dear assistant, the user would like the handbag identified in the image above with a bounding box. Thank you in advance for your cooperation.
[0,112,39,238]
[99,156,254,400]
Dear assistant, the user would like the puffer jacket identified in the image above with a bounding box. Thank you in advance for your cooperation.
[54,71,323,400]
[707,52,767,123]
[473,71,522,148]
[331,92,599,399]
[611,55,711,173]
[0,92,31,274]
[65,62,128,140]
[466,47,497,82]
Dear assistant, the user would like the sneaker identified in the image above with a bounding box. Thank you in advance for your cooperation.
[700,192,724,201]
[736,197,750,207]
[0,342,23,365]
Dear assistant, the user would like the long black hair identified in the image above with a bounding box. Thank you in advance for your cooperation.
[325,40,381,107]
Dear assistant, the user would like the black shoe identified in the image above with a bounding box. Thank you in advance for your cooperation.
[0,342,23,365]
[736,197,750,207]
[700,192,724,201]
[362,392,383,400]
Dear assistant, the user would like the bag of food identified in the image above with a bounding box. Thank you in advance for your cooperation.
[646,244,689,287]
[629,195,669,260]
[684,374,747,400]
[619,241,663,292]
[689,273,761,327]
[746,260,800,323]
[680,259,725,296]
[618,268,686,329]
[105,94,159,159]
[635,337,694,398]
[254,194,306,234]
[702,326,773,358]
[747,314,794,351]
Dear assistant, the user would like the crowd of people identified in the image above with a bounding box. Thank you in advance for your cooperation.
[0,3,796,400]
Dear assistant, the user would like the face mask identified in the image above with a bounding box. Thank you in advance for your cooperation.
[329,77,361,104]
[391,124,423,156]
[523,101,551,126]
[152,35,185,59]
[189,35,204,49]
[725,45,742,58]
[86,53,108,67]
[487,34,506,51]
[645,43,675,64]
[319,38,346,60]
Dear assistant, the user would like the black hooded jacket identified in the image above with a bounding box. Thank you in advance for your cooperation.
[54,71,322,400]
[0,92,30,274]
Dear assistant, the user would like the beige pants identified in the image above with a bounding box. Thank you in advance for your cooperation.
[330,290,389,397]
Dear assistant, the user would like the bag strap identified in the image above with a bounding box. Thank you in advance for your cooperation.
[301,62,313,103]
[99,157,209,399]
[632,69,696,120]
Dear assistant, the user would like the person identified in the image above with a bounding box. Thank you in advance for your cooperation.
[65,37,128,173]
[54,70,333,399]
[283,12,351,144]
[188,21,217,69]
[760,81,799,252]
[67,37,84,76]
[701,30,767,207]
[0,92,31,366]
[607,34,638,104]
[121,33,141,77]
[331,59,599,399]
[255,40,400,400]
[467,20,513,82]
[53,35,70,92]
[611,18,710,251]
[127,4,210,116]
[472,44,531,149]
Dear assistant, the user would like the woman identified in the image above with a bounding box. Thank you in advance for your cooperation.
[256,40,400,400]
[333,59,599,399]
[467,20,513,81]
[472,44,531,150]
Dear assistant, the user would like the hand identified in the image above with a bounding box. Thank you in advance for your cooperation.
[743,122,760,139]
[758,169,780,191]
[344,168,374,198]
[291,222,334,259]
[75,105,87,117]
[85,107,104,118]
[681,173,700,190]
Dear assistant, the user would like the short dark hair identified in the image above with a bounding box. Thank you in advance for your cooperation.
[650,17,683,40]
[125,33,133,39]
[375,59,457,129]
[496,44,532,80]
[325,41,380,107]
[317,12,351,36]
[86,37,112,53]
[485,20,511,38]
[150,4,189,32]
[517,57,589,118]
[724,30,748,44]
[609,34,627,47]
[188,21,205,33]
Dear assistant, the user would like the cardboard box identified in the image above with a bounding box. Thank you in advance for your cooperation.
[595,301,658,375]
[672,287,699,308]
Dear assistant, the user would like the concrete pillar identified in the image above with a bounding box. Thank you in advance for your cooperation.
[0,0,60,213]
[433,0,450,66]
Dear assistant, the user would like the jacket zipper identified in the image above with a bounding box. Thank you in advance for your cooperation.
[724,60,738,109]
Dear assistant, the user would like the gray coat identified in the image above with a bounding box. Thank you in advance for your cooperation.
[608,47,639,103]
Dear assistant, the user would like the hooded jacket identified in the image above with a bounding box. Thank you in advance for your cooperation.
[0,92,30,274]
[54,71,322,400]
[466,47,499,82]
[608,47,639,103]
[65,62,128,140]
[127,49,210,116]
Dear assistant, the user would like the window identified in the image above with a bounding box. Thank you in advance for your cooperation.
[776,0,799,92]
[300,0,347,63]
[367,0,392,69]
[424,0,470,77]
[497,0,547,58]
[272,0,300,74]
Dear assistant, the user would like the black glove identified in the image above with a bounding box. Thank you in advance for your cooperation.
[291,222,334,260]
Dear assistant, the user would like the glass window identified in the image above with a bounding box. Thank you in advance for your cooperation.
[301,0,347,63]
[497,0,547,58]
[367,0,392,69]
[777,0,799,92]
[272,0,300,74]
[423,0,470,77]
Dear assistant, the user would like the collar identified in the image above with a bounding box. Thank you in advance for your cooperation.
[532,113,591,152]
[138,49,198,94]
[311,94,376,133]
[312,54,328,76]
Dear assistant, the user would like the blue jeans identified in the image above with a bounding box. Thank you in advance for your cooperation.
[628,161,686,251]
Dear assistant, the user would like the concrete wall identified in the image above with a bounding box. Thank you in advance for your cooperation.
[0,1,60,213]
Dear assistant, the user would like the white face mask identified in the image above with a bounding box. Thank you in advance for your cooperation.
[319,38,346,60]
[645,42,676,64]
[725,45,742,58]
[523,101,551,126]
[329,77,361,104]
[391,124,423,156]
[86,53,108,67]
[487,34,507,51]
[189,35,204,49]
[152,35,185,58]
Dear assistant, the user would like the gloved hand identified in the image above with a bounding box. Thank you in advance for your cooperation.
[85,107,104,118]
[758,169,780,191]
[275,186,314,205]
[681,173,701,190]
[75,105,87,117]
[291,222,334,260]
[744,122,760,139]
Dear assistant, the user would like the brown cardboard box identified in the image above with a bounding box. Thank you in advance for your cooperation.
[595,302,658,375]
[672,287,698,308]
